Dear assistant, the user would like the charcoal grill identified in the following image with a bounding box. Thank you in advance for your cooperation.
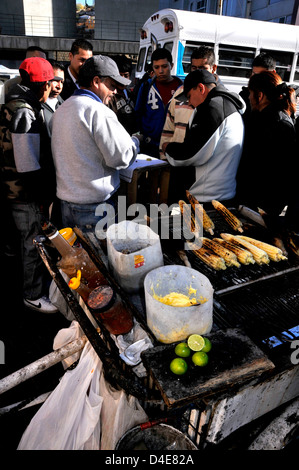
[151,207,299,355]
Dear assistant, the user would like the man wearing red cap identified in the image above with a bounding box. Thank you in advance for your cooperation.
[0,57,58,313]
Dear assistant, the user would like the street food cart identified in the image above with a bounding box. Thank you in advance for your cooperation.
[1,204,298,450]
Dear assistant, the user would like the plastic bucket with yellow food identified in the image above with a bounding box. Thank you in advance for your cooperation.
[144,265,213,343]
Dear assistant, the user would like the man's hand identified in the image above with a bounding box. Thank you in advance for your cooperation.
[162,141,170,154]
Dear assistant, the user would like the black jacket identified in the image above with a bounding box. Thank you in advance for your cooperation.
[60,67,78,101]
[237,103,297,219]
[42,95,64,136]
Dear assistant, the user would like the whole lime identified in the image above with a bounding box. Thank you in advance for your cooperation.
[202,337,212,353]
[175,342,191,358]
[192,351,209,367]
[170,358,188,375]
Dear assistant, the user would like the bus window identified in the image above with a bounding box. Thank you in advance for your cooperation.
[182,41,215,74]
[146,46,153,69]
[137,47,146,73]
[164,41,174,55]
[294,55,299,81]
[260,49,293,81]
[218,44,255,78]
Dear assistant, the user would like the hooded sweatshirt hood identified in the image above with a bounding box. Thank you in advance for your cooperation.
[206,84,246,114]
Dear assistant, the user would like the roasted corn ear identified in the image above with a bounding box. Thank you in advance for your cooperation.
[192,246,227,271]
[201,237,240,267]
[212,200,243,232]
[179,200,198,234]
[238,236,288,262]
[186,191,215,235]
[220,233,270,265]
[214,238,255,265]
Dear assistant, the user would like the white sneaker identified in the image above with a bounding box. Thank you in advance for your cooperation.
[23,296,59,314]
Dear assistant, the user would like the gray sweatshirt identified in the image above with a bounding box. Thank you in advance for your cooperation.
[50,89,137,204]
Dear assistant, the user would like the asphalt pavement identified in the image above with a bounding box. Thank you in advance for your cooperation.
[0,248,70,450]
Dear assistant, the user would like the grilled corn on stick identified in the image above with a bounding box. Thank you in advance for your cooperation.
[179,200,200,234]
[238,236,288,261]
[186,191,215,235]
[220,233,269,265]
[201,237,240,267]
[214,238,255,265]
[212,200,243,232]
[193,246,227,271]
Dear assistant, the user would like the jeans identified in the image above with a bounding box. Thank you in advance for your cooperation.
[60,197,118,238]
[10,201,47,300]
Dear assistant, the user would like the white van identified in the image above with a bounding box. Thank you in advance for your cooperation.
[136,9,299,93]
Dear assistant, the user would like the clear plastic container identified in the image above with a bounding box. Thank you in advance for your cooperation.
[106,220,164,293]
[144,265,213,344]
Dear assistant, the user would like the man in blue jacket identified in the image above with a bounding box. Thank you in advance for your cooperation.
[135,48,182,157]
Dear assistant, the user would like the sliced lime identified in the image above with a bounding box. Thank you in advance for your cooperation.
[187,334,205,351]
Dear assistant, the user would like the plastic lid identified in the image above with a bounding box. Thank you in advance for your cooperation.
[59,227,77,246]
[87,285,115,312]
[68,270,82,290]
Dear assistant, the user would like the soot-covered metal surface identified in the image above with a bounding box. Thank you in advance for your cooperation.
[141,328,275,408]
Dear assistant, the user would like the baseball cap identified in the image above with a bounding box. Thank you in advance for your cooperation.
[19,57,54,82]
[79,55,131,86]
[176,69,217,102]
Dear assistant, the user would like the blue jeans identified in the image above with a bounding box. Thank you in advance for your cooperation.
[60,197,118,236]
[11,201,47,299]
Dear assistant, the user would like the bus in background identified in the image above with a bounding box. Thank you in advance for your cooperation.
[136,9,299,94]
[0,65,19,104]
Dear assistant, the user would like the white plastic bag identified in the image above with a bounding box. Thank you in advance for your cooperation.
[100,377,148,450]
[49,271,75,321]
[53,320,84,369]
[17,341,103,450]
[18,321,148,450]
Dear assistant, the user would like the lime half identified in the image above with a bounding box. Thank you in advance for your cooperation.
[187,334,205,351]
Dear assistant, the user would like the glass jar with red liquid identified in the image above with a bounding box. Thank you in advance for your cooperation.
[87,285,133,335]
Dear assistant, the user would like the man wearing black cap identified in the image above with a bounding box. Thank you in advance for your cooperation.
[163,70,245,206]
[51,55,140,233]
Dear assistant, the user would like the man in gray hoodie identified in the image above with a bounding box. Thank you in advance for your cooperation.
[51,55,139,233]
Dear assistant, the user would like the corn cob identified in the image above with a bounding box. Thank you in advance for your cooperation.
[220,233,270,265]
[201,237,241,267]
[213,238,255,265]
[186,190,215,235]
[212,200,243,232]
[192,246,227,271]
[237,236,288,262]
[179,200,200,234]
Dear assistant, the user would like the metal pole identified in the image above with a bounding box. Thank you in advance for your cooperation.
[218,0,223,16]
[0,336,87,396]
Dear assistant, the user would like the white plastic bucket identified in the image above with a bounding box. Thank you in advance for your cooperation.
[107,220,164,293]
[144,265,213,343]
